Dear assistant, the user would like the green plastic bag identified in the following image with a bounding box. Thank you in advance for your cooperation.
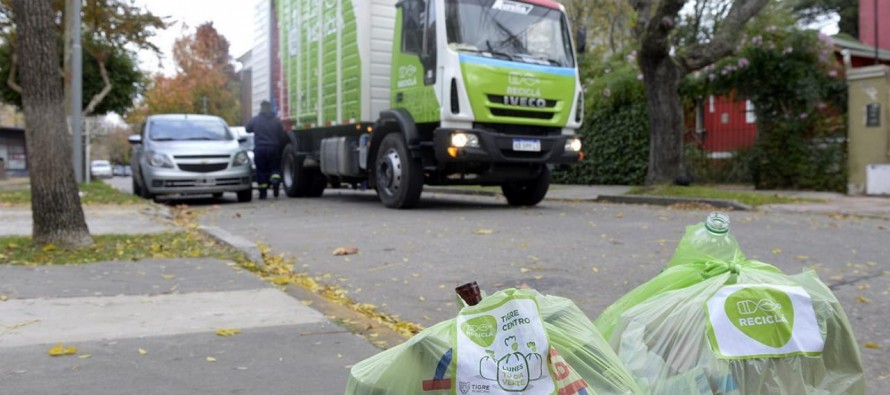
[596,217,864,394]
[610,268,864,394]
[345,288,642,395]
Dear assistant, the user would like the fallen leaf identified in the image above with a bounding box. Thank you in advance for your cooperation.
[533,275,543,280]
[771,248,782,254]
[418,296,425,302]
[0,294,8,301]
[856,295,872,304]
[78,354,91,359]
[233,212,241,218]
[520,268,531,273]
[614,212,624,219]
[591,267,599,273]
[793,255,809,261]
[42,244,57,252]
[162,274,175,280]
[337,353,343,359]
[474,229,494,235]
[138,348,147,355]
[332,247,359,256]
[48,343,77,357]
[857,284,870,291]
[207,357,217,362]
[864,342,881,349]
[216,328,241,337]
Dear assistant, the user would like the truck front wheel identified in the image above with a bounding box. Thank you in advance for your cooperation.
[375,133,423,209]
[281,144,307,197]
[501,167,550,207]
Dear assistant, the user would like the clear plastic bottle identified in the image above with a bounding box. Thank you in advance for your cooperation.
[667,212,742,267]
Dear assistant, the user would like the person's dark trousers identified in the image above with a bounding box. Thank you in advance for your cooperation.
[254,146,282,199]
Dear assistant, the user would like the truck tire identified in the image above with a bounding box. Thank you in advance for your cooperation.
[501,166,550,207]
[305,168,327,197]
[375,133,423,209]
[281,144,307,197]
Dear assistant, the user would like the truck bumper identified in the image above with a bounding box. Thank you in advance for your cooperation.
[433,128,581,165]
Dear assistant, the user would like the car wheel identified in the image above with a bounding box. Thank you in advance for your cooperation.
[236,189,253,202]
[501,166,550,207]
[132,176,141,196]
[139,175,155,200]
[375,133,423,209]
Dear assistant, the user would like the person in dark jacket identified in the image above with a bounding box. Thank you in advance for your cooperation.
[246,100,287,199]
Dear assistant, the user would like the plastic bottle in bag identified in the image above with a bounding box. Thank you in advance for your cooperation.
[667,212,742,267]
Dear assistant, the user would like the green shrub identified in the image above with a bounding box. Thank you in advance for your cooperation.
[554,52,649,185]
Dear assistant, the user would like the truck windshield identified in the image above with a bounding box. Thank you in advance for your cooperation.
[149,119,232,141]
[445,0,574,68]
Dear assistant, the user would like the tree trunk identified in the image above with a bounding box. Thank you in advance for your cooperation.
[15,0,92,247]
[640,53,684,184]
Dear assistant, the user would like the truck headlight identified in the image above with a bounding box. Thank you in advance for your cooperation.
[451,132,479,148]
[147,151,174,168]
[565,138,582,152]
[233,151,249,166]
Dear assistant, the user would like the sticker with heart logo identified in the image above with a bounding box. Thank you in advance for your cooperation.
[461,315,498,348]
[724,287,794,348]
[707,284,824,358]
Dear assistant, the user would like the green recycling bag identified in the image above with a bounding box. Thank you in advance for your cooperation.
[345,288,642,395]
[610,267,864,394]
[596,216,864,394]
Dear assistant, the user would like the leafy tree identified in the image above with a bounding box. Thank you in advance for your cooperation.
[14,0,91,247]
[686,28,847,190]
[136,22,241,125]
[631,0,768,184]
[792,0,858,37]
[560,0,636,56]
[0,0,165,115]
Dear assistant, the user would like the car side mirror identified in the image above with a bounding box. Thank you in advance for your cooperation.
[128,134,142,144]
[237,137,247,143]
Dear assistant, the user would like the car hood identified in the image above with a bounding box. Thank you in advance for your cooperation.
[147,140,241,156]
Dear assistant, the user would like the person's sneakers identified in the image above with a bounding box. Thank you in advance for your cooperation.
[259,188,267,200]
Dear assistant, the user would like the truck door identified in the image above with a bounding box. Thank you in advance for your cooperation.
[392,0,440,123]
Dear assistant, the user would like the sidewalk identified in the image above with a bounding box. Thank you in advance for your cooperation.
[0,193,381,394]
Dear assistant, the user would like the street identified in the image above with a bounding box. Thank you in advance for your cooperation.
[105,177,889,392]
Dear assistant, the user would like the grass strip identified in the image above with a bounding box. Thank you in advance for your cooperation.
[627,185,825,207]
[0,180,142,205]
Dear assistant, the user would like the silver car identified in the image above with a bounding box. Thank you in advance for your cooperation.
[129,114,253,202]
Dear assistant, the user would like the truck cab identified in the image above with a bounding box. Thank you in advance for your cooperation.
[278,0,583,208]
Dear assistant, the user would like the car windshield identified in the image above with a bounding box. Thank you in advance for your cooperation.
[445,0,575,68]
[149,118,232,141]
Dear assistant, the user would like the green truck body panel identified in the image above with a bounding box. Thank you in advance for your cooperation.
[390,7,441,124]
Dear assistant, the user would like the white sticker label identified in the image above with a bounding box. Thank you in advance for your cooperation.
[493,0,534,15]
[707,284,824,358]
[455,297,554,395]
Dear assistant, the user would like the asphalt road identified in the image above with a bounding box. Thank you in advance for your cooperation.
[106,177,889,393]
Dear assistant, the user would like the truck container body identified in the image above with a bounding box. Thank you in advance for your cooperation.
[270,0,584,208]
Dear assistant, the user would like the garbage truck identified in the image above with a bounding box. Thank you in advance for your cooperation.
[268,0,584,208]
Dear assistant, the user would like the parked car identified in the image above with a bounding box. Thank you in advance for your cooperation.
[230,126,256,183]
[112,165,126,177]
[129,114,253,202]
[90,160,113,179]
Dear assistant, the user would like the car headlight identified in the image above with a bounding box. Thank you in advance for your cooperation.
[451,132,479,148]
[146,151,174,168]
[233,151,249,166]
[565,138,582,152]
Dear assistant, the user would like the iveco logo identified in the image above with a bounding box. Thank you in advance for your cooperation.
[508,71,540,87]
[503,96,546,108]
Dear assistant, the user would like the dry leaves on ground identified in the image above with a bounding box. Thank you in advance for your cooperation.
[332,247,359,256]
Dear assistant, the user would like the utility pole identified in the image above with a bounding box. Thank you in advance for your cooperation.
[71,0,83,182]
[202,96,208,114]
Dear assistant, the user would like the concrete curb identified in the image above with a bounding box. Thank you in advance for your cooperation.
[595,194,752,211]
[198,225,265,268]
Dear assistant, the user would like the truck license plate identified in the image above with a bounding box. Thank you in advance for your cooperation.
[513,139,541,152]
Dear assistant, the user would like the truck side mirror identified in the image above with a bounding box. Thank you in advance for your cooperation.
[576,26,587,54]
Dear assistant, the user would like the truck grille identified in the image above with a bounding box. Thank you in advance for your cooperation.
[490,108,555,120]
[178,163,229,173]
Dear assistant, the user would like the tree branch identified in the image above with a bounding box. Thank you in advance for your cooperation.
[83,58,112,116]
[7,53,22,93]
[678,0,769,72]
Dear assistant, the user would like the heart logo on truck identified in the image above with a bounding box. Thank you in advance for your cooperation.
[725,287,795,348]
[461,315,497,348]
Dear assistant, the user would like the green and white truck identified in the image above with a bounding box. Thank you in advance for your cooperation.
[271,0,584,208]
